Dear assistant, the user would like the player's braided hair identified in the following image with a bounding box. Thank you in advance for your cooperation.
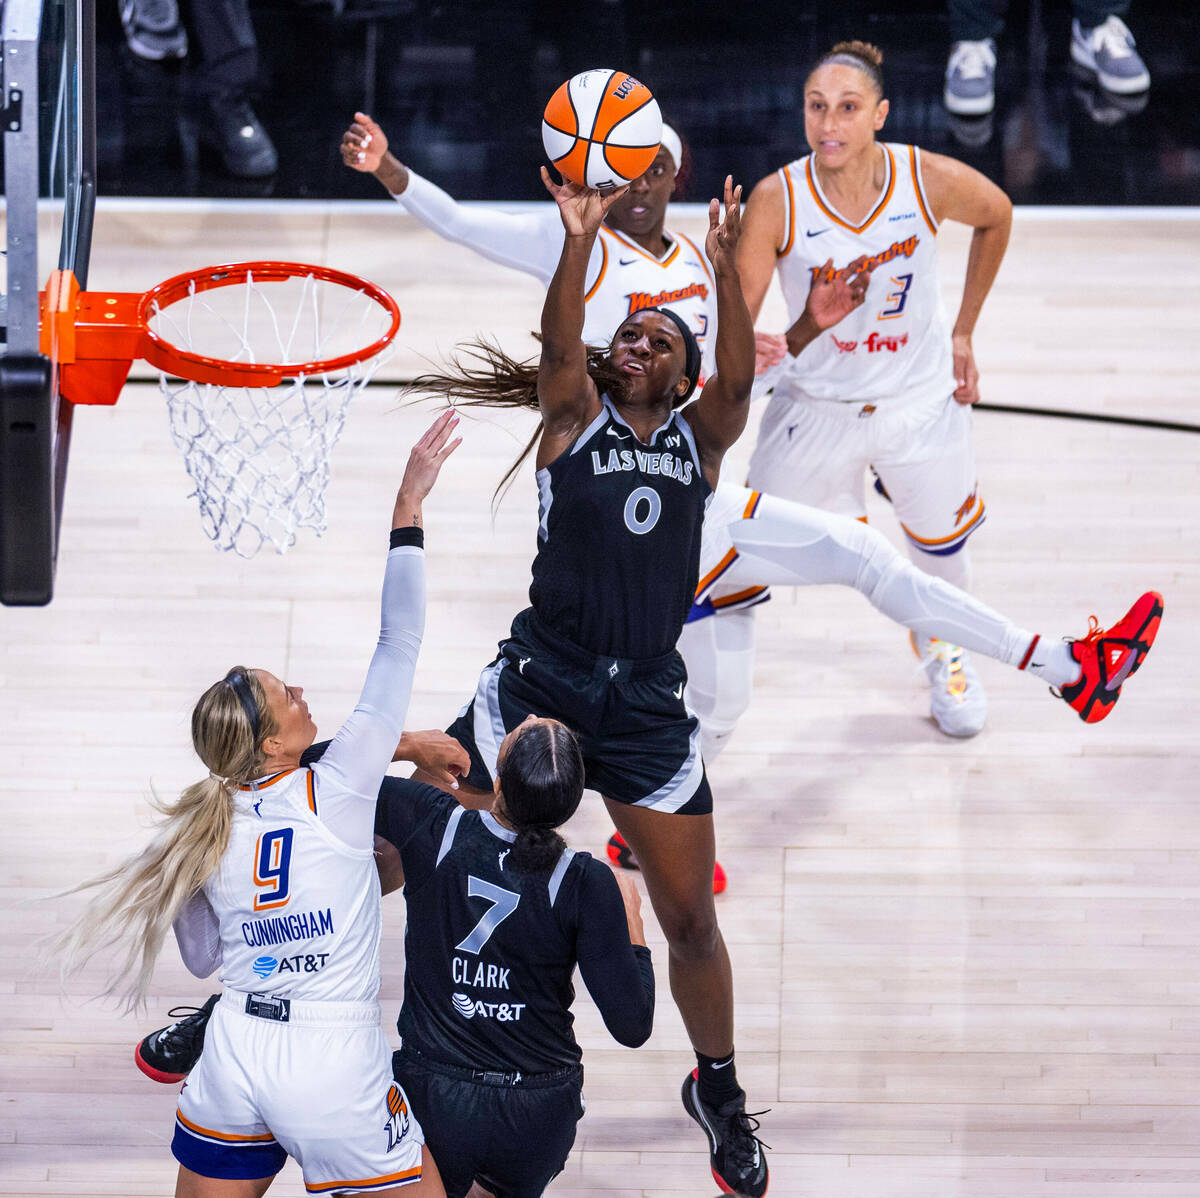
[810,39,885,97]
[406,336,632,507]
[497,719,585,873]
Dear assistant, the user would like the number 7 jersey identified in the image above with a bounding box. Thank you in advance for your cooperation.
[772,142,955,408]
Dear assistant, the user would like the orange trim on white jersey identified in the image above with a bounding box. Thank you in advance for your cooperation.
[305,1166,423,1194]
[677,232,714,283]
[238,768,299,792]
[696,548,738,597]
[805,144,896,234]
[583,236,608,302]
[175,1110,278,1145]
[901,499,986,547]
[711,585,769,610]
[909,145,938,235]
[694,491,765,597]
[604,224,681,268]
[777,166,796,258]
[306,770,317,816]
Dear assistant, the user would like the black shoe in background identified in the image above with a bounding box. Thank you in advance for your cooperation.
[202,98,279,179]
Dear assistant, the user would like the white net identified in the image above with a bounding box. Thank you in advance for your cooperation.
[152,269,395,557]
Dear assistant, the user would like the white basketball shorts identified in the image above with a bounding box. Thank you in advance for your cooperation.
[746,389,985,557]
[173,991,425,1194]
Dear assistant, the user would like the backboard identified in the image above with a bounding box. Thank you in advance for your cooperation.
[0,0,96,605]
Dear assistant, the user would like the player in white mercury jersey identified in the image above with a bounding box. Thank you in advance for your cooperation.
[55,413,461,1198]
[339,112,1163,843]
[738,38,1013,737]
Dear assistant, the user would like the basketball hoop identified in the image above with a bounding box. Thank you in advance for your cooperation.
[40,262,401,557]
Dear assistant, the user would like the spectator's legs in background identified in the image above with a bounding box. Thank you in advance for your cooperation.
[945,0,1008,115]
[181,0,278,177]
[120,0,188,61]
[1069,2,1150,94]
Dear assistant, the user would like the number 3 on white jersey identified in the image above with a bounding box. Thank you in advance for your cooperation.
[253,828,294,911]
[879,273,914,320]
[455,876,520,954]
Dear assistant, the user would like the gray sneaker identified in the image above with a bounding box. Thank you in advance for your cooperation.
[944,39,997,116]
[120,0,187,61]
[1070,16,1149,95]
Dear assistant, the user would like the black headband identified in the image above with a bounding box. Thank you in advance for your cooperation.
[646,307,702,401]
[225,671,261,741]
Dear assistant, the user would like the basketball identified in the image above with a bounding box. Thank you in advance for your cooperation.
[541,68,662,190]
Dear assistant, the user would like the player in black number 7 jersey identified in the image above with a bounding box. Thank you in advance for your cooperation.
[405,169,768,1196]
[373,715,653,1198]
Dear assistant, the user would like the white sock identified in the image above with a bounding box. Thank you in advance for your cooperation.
[1023,638,1082,689]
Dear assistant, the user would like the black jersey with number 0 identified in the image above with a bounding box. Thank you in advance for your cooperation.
[375,777,655,1074]
[530,396,710,660]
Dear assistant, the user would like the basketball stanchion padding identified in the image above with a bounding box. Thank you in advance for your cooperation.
[39,262,401,557]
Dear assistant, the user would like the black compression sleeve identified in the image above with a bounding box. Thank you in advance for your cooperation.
[574,863,655,1047]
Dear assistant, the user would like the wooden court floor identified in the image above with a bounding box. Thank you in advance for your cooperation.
[1,202,1198,1197]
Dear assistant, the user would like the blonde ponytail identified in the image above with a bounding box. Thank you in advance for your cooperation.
[52,667,277,1010]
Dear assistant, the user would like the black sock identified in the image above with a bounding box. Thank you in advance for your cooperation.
[695,1050,741,1107]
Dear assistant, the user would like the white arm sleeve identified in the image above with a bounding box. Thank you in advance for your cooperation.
[173,890,222,978]
[396,172,584,286]
[312,538,426,846]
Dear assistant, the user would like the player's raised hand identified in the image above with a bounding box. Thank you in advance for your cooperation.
[952,333,981,405]
[806,255,874,330]
[341,112,388,173]
[706,175,743,273]
[540,167,628,237]
[393,410,462,527]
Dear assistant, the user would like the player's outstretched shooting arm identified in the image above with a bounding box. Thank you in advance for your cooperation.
[534,170,629,457]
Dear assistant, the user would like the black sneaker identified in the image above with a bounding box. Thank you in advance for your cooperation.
[202,99,278,179]
[135,994,218,1083]
[681,1068,770,1196]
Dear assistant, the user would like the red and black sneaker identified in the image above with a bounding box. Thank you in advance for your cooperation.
[607,831,728,894]
[1059,591,1163,723]
[135,994,218,1083]
[681,1068,770,1197]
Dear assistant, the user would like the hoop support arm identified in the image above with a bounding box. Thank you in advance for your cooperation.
[39,270,140,405]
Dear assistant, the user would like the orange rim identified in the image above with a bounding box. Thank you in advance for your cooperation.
[137,261,402,386]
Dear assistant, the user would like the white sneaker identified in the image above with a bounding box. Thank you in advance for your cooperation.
[914,635,987,738]
[944,39,997,116]
[1070,16,1150,94]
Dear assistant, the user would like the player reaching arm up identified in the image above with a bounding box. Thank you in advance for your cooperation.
[54,413,460,1198]
[536,168,754,483]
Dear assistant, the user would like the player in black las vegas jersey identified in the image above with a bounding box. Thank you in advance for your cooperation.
[374,717,653,1198]
[406,168,770,1198]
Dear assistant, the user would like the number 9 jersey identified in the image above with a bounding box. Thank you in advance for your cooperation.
[205,766,384,1002]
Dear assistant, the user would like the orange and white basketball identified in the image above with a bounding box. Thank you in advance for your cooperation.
[541,69,662,191]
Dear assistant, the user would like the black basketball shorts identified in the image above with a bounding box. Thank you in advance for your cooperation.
[393,1048,584,1198]
[446,608,712,815]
